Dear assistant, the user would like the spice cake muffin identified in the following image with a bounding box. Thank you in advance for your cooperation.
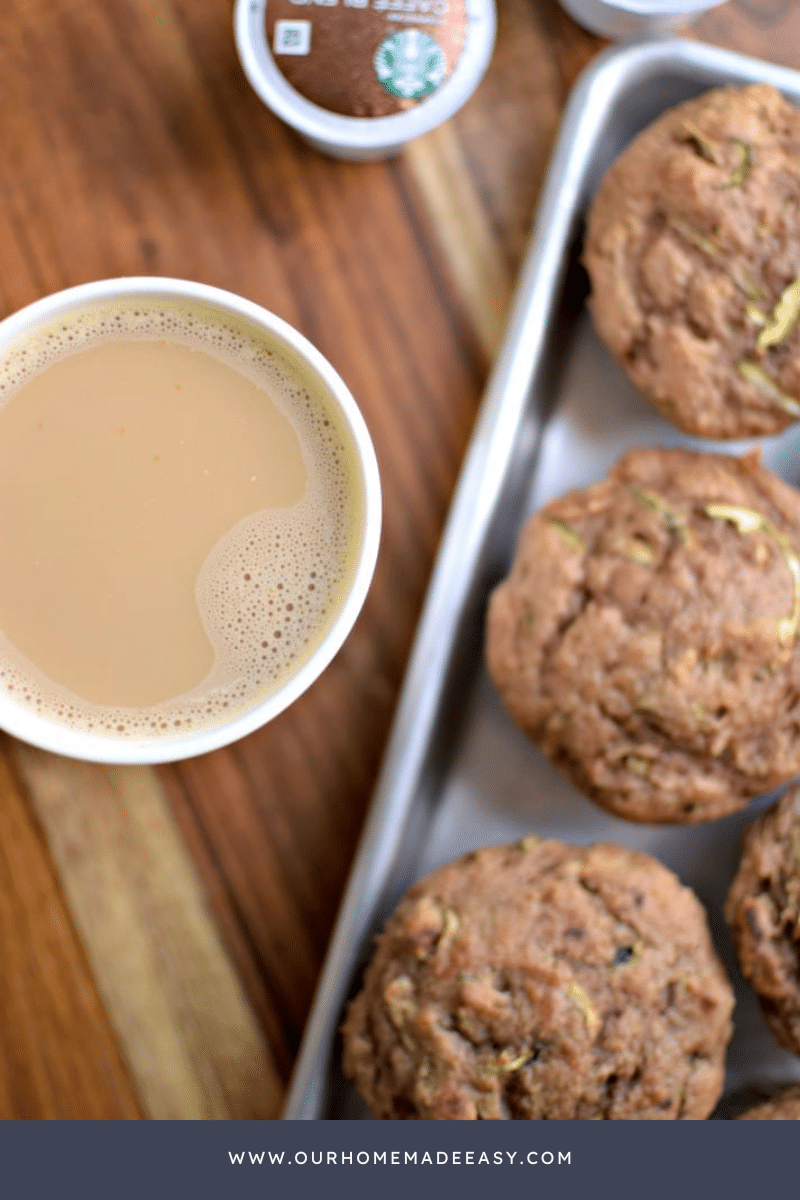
[485,446,800,824]
[584,84,800,439]
[725,786,800,1056]
[341,838,734,1120]
[736,1083,800,1119]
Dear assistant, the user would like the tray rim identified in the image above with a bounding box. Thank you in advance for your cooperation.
[283,34,800,1120]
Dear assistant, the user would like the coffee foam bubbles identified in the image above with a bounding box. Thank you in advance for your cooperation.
[0,297,363,740]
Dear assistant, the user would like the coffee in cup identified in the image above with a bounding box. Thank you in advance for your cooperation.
[0,278,381,763]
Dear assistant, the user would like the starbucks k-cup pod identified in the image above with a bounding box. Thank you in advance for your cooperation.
[234,0,496,160]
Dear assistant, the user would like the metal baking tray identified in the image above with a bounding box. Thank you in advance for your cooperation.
[284,36,800,1120]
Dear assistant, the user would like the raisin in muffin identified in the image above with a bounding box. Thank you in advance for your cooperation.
[342,838,734,1119]
[585,84,800,439]
[486,447,800,823]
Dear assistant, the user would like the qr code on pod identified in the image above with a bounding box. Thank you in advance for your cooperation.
[273,20,312,55]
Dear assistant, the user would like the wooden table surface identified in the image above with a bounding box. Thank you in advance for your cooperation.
[0,0,797,1120]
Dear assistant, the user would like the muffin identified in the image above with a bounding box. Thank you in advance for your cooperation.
[585,84,800,439]
[341,838,734,1120]
[486,446,800,824]
[725,786,800,1056]
[736,1084,800,1119]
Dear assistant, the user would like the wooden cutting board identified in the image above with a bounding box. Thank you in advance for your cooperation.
[0,0,796,1117]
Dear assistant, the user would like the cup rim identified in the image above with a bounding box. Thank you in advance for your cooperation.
[0,276,382,764]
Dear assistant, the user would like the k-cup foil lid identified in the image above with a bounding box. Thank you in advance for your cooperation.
[234,0,496,159]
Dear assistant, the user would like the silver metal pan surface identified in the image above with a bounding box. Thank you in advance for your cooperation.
[284,36,800,1120]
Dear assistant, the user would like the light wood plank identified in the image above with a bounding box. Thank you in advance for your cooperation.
[405,124,514,361]
[0,738,143,1118]
[12,745,282,1119]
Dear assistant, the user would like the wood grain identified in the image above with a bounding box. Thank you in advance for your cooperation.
[0,0,796,1119]
[405,125,514,361]
[0,738,141,1118]
[693,2,800,67]
[12,746,280,1119]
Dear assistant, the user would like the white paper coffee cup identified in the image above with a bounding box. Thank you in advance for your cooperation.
[0,277,381,764]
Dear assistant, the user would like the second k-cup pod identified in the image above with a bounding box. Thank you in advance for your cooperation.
[558,0,727,39]
[234,0,496,159]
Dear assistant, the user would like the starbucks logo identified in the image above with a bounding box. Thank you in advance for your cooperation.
[373,30,447,101]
